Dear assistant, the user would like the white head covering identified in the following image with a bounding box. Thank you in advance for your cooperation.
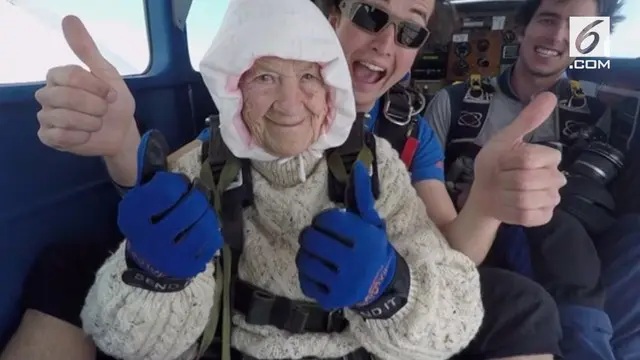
[199,0,356,163]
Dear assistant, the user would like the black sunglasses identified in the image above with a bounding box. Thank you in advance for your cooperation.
[339,0,430,49]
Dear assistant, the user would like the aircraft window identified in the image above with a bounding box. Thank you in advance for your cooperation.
[610,1,640,58]
[0,0,149,84]
[186,0,230,70]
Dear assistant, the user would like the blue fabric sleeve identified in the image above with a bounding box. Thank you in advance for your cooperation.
[197,127,210,142]
[409,115,445,183]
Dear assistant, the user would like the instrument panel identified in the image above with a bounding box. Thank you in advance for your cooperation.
[410,12,521,95]
[446,30,504,82]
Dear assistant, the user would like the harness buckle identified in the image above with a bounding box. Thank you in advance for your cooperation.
[468,73,483,98]
[382,85,424,127]
[568,80,587,109]
[326,309,345,332]
[245,289,275,326]
[283,304,311,334]
[382,97,413,126]
[570,80,585,99]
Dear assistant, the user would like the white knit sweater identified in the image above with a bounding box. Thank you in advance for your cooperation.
[80,137,483,360]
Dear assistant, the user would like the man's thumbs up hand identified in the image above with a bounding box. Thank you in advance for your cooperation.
[489,92,558,144]
[36,15,137,158]
[468,92,567,227]
[62,15,121,82]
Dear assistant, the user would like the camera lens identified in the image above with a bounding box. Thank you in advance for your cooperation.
[567,142,625,185]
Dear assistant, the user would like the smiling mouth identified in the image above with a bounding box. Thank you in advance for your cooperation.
[266,117,305,128]
[535,46,561,58]
[352,60,387,85]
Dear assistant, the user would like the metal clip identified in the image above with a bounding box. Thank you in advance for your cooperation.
[383,99,413,126]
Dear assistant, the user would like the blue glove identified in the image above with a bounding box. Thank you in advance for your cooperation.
[297,161,398,310]
[118,130,223,285]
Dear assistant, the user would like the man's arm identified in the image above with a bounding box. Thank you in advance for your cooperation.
[0,311,96,360]
[413,181,500,264]
[103,125,140,187]
[413,90,500,264]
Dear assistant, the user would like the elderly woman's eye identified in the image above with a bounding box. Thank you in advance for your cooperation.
[301,73,317,81]
[256,74,275,83]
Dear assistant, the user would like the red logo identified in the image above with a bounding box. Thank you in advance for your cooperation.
[358,257,393,306]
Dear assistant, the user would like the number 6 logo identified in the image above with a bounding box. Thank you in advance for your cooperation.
[575,19,603,55]
[569,16,611,58]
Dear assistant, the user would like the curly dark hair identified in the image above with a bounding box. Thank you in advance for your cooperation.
[515,0,625,32]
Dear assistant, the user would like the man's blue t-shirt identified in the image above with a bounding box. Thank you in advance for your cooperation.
[197,99,445,183]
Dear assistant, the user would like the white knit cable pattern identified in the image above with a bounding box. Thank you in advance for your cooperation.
[80,242,216,360]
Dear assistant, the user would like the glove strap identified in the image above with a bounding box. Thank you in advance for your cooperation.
[352,253,410,320]
[121,248,192,292]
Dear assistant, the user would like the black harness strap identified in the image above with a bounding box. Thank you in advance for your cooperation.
[232,278,347,334]
[554,79,607,147]
[444,74,612,174]
[326,113,380,210]
[444,74,495,172]
[200,117,254,276]
[373,83,424,169]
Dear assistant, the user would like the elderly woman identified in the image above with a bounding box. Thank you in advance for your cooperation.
[77,0,483,359]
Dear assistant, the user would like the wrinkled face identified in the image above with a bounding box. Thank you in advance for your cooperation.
[519,0,598,77]
[330,0,435,111]
[239,57,329,158]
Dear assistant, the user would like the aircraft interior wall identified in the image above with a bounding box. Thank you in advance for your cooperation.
[411,2,522,100]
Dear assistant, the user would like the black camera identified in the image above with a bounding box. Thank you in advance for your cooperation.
[563,124,625,185]
[565,141,625,185]
[538,127,625,235]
